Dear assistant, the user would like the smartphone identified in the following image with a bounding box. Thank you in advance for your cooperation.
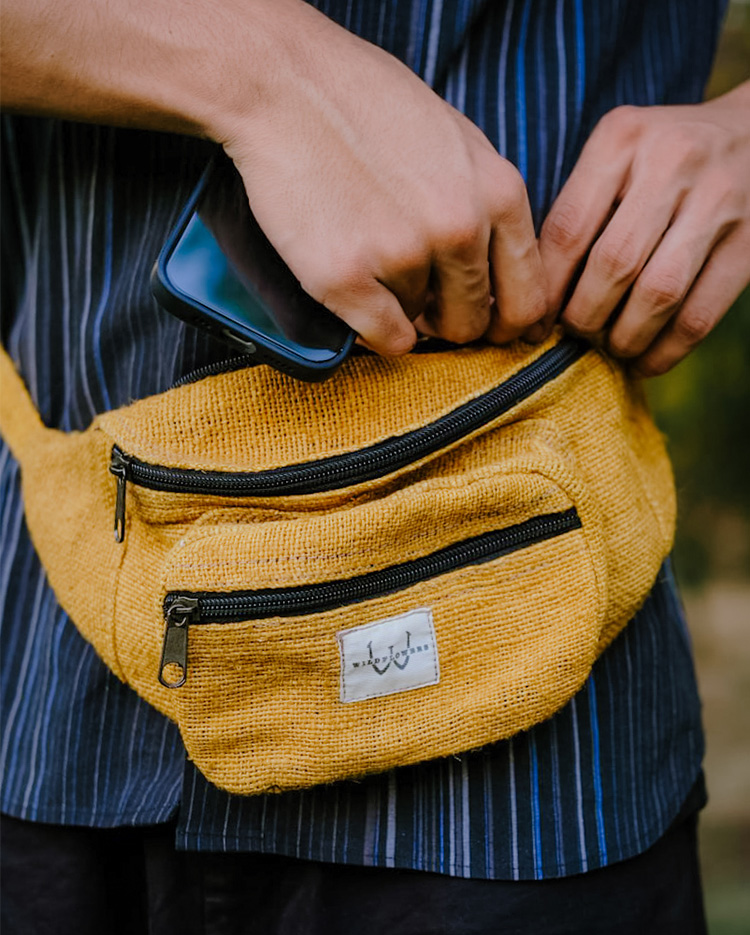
[151,153,355,382]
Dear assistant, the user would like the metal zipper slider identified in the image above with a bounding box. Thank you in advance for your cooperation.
[109,447,128,543]
[159,597,200,688]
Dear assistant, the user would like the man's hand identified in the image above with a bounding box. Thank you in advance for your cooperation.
[536,81,750,376]
[213,4,547,356]
[1,0,547,356]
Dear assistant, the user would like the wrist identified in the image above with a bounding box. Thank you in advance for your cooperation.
[705,79,750,131]
[190,0,350,145]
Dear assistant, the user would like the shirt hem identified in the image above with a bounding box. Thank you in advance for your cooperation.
[172,756,706,881]
[0,799,180,829]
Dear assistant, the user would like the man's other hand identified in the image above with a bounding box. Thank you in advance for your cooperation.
[536,81,750,376]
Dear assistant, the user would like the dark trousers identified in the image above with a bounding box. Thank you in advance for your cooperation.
[1,806,707,935]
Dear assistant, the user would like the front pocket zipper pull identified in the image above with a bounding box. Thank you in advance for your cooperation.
[159,596,200,688]
[109,447,128,543]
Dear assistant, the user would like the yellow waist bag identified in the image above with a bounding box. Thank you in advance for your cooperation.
[0,334,674,795]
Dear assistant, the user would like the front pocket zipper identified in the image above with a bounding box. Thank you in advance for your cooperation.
[110,339,587,541]
[158,507,582,688]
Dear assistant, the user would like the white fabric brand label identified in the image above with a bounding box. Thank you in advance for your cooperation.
[337,608,439,703]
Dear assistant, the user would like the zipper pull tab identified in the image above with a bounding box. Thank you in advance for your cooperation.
[159,597,199,688]
[109,447,128,543]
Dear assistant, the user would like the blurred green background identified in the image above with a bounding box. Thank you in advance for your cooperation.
[649,0,750,590]
[646,3,750,931]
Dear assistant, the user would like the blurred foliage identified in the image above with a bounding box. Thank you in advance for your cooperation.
[646,3,750,589]
[652,11,750,931]
[705,2,750,99]
[647,288,750,587]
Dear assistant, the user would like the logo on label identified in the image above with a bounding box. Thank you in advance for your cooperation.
[351,631,434,676]
[337,608,439,703]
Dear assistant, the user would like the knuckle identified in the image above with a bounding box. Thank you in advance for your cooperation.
[541,201,586,252]
[636,355,670,378]
[591,234,641,284]
[438,316,486,345]
[709,175,748,223]
[608,324,651,359]
[669,130,709,171]
[447,224,483,257]
[635,266,686,311]
[507,289,548,328]
[607,334,636,358]
[390,240,431,276]
[433,286,491,344]
[433,212,484,257]
[502,164,528,202]
[596,105,643,144]
[673,309,713,346]
[563,313,600,339]
[378,228,431,277]
[492,165,529,220]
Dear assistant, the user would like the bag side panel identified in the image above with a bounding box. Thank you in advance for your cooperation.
[17,427,126,679]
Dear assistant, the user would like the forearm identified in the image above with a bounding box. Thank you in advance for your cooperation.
[0,0,329,140]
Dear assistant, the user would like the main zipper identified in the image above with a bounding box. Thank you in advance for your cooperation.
[111,339,588,541]
[158,508,582,687]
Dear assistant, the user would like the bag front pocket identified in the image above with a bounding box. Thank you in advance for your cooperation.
[154,459,605,795]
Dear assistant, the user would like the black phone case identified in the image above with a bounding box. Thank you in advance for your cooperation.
[151,156,355,383]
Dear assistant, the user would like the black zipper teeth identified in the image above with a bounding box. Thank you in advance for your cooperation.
[113,339,587,498]
[172,339,474,389]
[165,508,581,622]
[170,355,256,389]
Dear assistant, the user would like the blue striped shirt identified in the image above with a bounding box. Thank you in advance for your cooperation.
[1,0,723,878]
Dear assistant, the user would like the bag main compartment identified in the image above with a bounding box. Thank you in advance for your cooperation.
[0,333,676,793]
